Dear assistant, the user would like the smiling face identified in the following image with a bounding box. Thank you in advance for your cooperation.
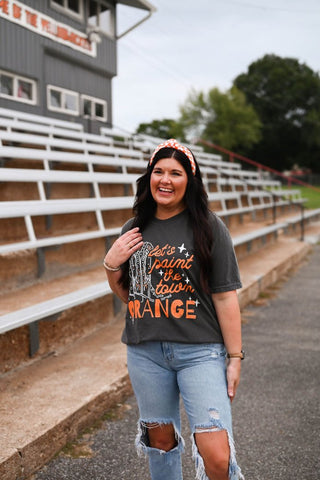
[150,157,189,219]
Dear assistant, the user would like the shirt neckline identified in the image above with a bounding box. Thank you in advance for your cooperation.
[152,209,188,224]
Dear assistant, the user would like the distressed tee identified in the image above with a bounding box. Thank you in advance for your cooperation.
[121,210,242,345]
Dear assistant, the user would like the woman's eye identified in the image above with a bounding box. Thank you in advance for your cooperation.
[152,170,182,176]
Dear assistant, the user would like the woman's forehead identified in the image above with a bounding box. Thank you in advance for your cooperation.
[153,157,185,170]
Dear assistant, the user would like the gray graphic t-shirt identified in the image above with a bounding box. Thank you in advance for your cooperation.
[121,210,242,345]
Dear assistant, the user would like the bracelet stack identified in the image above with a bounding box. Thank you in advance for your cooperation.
[103,260,121,272]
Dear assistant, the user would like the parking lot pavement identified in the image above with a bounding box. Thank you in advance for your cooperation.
[34,245,320,480]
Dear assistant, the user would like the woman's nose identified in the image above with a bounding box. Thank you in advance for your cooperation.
[160,172,170,182]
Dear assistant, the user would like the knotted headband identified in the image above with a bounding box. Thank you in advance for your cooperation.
[149,138,196,176]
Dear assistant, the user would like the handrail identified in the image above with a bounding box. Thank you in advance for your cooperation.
[200,139,307,241]
[197,139,320,193]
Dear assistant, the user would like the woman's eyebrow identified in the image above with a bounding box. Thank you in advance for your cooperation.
[153,166,184,173]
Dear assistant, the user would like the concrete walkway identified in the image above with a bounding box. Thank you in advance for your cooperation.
[33,244,320,480]
[0,231,319,480]
[233,243,320,479]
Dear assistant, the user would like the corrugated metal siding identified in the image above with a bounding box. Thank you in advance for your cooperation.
[44,53,112,106]
[1,12,117,74]
[0,18,43,116]
[14,0,118,75]
[0,1,117,127]
[0,20,42,77]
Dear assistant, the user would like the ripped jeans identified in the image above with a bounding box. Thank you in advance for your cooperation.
[127,342,244,480]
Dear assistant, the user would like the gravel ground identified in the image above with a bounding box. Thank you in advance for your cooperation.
[34,245,320,480]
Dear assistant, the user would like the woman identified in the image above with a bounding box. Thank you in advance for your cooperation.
[103,139,244,480]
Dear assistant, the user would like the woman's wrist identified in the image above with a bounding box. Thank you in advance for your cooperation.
[103,259,121,272]
[227,357,242,365]
[227,350,245,360]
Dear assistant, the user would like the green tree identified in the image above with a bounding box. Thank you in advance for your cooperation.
[234,54,320,172]
[179,86,261,153]
[136,118,185,141]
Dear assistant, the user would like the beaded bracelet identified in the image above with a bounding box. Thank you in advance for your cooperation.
[103,260,121,272]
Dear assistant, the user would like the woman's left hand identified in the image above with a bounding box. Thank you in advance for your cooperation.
[226,358,241,402]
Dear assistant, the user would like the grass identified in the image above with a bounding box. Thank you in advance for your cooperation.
[280,185,320,209]
[296,186,320,209]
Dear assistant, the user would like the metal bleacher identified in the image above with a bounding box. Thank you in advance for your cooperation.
[1,108,319,363]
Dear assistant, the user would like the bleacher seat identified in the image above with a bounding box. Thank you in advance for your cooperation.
[0,107,83,131]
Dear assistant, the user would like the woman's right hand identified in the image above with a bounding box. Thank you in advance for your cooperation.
[104,227,143,269]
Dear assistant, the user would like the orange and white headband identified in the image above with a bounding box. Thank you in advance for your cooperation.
[149,138,196,176]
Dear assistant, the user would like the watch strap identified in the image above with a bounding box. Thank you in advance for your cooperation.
[227,350,245,360]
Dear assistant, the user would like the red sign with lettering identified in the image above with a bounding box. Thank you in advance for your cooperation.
[0,0,96,57]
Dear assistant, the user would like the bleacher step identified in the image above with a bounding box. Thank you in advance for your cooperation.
[0,266,106,316]
[0,236,315,480]
[0,266,113,373]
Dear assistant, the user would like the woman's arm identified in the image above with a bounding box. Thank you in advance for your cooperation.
[211,290,242,402]
[104,227,143,304]
[104,269,129,304]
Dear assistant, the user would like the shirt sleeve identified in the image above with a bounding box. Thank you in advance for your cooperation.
[208,214,242,293]
[121,217,135,235]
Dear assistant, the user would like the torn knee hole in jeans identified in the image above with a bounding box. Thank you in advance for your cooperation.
[192,408,244,480]
[140,420,176,444]
[136,419,184,456]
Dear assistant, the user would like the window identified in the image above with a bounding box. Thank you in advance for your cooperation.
[88,0,115,37]
[51,0,84,20]
[0,74,13,96]
[0,70,37,104]
[47,85,79,115]
[82,95,107,121]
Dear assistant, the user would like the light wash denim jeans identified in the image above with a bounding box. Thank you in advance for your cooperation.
[127,341,244,480]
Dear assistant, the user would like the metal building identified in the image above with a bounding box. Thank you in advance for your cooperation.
[0,0,155,132]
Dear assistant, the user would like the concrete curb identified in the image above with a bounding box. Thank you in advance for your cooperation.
[1,375,132,480]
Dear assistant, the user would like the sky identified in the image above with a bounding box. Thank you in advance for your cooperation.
[112,0,320,133]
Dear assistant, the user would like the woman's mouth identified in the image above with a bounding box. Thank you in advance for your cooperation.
[159,187,173,193]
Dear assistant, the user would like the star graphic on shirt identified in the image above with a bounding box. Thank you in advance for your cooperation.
[185,252,190,258]
[178,243,186,253]
[159,269,164,276]
[189,297,200,307]
[185,277,190,284]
